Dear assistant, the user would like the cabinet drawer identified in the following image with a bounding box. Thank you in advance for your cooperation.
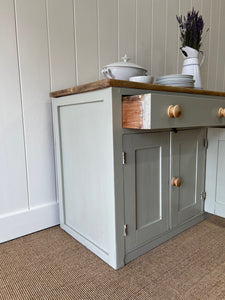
[122,93,225,129]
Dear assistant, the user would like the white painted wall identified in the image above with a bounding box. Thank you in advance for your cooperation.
[0,0,225,242]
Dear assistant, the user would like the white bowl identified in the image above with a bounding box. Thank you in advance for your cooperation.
[129,75,154,84]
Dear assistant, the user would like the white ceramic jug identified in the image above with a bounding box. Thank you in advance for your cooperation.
[180,46,205,89]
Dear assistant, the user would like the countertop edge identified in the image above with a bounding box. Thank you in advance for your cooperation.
[49,79,225,98]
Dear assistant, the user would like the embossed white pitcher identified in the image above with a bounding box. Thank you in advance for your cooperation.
[180,46,205,89]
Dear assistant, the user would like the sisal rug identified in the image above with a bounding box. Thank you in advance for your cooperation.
[1,216,225,299]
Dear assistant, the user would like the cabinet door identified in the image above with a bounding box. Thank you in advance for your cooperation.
[205,128,225,217]
[171,129,206,227]
[123,132,170,253]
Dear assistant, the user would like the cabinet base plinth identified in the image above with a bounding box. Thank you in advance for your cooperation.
[125,213,210,264]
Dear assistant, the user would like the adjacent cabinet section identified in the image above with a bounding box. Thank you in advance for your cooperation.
[123,129,206,257]
[205,128,225,217]
[51,85,225,270]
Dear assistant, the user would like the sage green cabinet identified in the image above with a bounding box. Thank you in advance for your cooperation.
[170,129,206,227]
[52,86,225,270]
[123,132,170,253]
[123,129,206,257]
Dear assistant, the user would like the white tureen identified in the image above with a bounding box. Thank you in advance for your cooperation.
[102,54,147,80]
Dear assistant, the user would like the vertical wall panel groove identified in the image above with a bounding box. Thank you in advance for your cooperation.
[165,0,179,75]
[192,0,201,11]
[118,0,136,64]
[0,0,28,215]
[98,0,118,79]
[176,0,181,73]
[74,0,98,85]
[215,0,225,91]
[136,0,152,75]
[73,0,78,86]
[117,0,120,61]
[164,0,168,75]
[135,0,138,64]
[215,0,222,90]
[150,0,154,75]
[224,64,225,91]
[15,0,56,208]
[151,0,167,77]
[206,0,213,90]
[200,0,210,89]
[207,0,220,90]
[45,0,52,92]
[47,0,76,91]
[178,0,192,73]
[97,0,100,80]
[13,0,30,210]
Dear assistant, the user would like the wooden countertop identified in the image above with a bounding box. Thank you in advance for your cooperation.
[50,79,225,98]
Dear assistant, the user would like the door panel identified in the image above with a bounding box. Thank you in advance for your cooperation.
[123,132,170,253]
[171,129,206,227]
[205,129,225,217]
[136,146,161,230]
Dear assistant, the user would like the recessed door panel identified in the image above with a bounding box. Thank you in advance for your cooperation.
[136,146,161,230]
[171,129,206,227]
[178,142,198,211]
[215,141,225,205]
[205,129,225,217]
[123,132,170,253]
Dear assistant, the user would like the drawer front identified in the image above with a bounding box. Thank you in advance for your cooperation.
[122,93,225,129]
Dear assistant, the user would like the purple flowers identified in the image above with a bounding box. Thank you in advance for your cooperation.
[177,8,206,51]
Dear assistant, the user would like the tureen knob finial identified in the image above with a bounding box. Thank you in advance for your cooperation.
[121,54,131,62]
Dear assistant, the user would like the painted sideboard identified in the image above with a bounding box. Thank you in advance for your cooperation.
[51,79,225,270]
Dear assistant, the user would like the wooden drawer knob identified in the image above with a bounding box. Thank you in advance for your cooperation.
[171,177,182,187]
[168,105,182,118]
[218,107,225,118]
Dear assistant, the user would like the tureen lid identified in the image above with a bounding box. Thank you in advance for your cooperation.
[105,54,147,71]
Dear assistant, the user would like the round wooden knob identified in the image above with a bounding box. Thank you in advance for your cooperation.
[168,105,182,118]
[218,107,225,118]
[171,176,182,187]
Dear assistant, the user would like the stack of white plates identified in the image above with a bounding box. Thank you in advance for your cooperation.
[155,74,194,87]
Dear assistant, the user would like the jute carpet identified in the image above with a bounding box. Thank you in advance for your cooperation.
[1,216,225,299]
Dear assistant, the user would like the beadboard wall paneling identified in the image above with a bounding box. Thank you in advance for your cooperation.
[74,0,99,85]
[207,0,220,90]
[200,0,210,90]
[118,0,136,63]
[136,0,152,75]
[0,0,28,215]
[192,0,201,11]
[98,0,118,79]
[1,0,225,243]
[47,0,76,91]
[151,0,166,77]
[177,0,192,73]
[215,0,225,91]
[165,0,179,75]
[15,0,56,208]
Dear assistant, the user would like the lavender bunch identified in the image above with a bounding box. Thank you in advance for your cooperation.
[176,8,205,51]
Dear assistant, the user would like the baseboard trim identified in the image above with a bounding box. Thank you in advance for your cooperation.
[0,202,59,243]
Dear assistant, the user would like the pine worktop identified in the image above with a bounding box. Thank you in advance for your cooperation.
[50,79,225,98]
